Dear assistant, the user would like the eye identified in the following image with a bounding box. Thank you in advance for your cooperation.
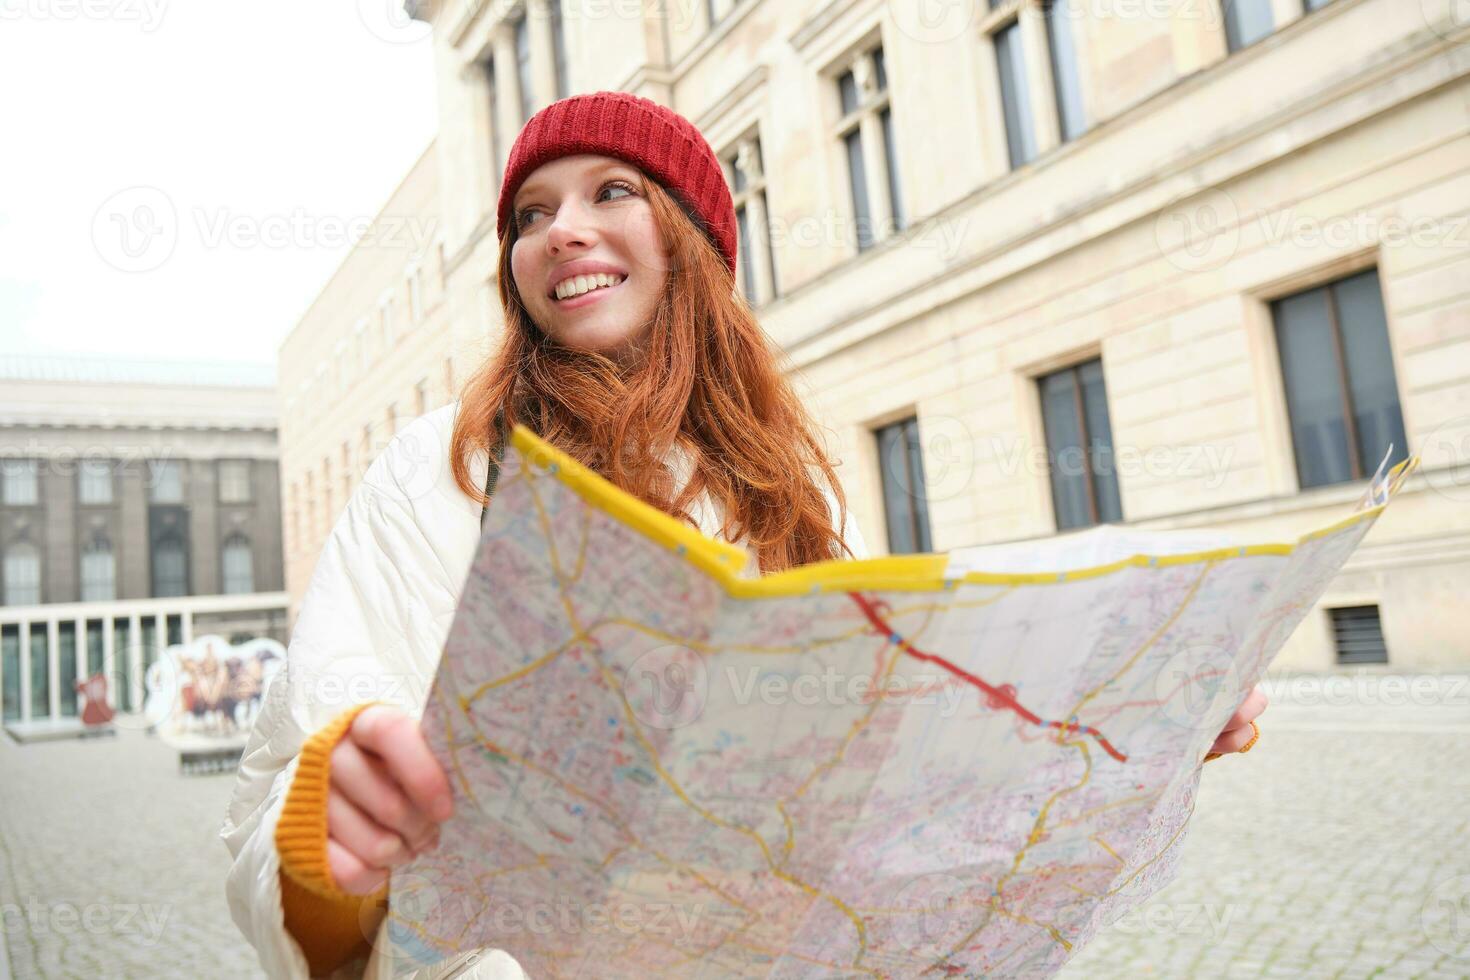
[599,180,636,202]
[515,180,637,231]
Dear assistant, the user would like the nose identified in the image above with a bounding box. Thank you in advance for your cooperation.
[545,199,597,255]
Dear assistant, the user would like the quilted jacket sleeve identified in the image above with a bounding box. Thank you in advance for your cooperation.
[218,416,465,979]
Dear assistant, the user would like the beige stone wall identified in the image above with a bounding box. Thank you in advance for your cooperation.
[280,0,1470,667]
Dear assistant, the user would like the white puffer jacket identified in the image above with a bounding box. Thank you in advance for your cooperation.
[219,400,866,979]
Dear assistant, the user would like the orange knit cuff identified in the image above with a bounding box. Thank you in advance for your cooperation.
[275,701,389,902]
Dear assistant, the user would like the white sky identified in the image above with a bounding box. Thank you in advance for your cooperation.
[0,1,438,379]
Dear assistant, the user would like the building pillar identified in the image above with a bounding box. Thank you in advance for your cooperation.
[129,612,143,712]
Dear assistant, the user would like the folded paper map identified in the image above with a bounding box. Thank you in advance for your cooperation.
[387,427,1417,978]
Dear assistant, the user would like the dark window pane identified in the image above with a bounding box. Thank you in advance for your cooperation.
[86,620,105,676]
[515,15,534,123]
[1331,605,1388,664]
[736,204,755,300]
[59,622,77,718]
[1274,289,1354,488]
[1044,0,1086,142]
[877,418,932,554]
[994,21,1037,169]
[2,625,19,722]
[1333,270,1407,476]
[881,107,905,232]
[1040,369,1091,530]
[874,47,888,92]
[549,0,569,99]
[838,70,860,116]
[1224,0,1274,52]
[731,152,747,193]
[1304,0,1335,8]
[152,534,188,598]
[113,620,133,712]
[760,190,779,299]
[845,129,874,250]
[1078,360,1122,523]
[29,625,47,719]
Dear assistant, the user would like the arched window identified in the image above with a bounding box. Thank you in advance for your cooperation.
[152,533,187,598]
[80,535,116,602]
[3,541,41,605]
[222,533,254,594]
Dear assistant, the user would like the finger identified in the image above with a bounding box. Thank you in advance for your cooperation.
[1210,722,1257,755]
[332,739,438,846]
[350,707,455,822]
[327,838,390,897]
[328,790,416,870]
[1219,686,1269,733]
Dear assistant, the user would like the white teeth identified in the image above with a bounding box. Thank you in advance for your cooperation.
[555,273,624,300]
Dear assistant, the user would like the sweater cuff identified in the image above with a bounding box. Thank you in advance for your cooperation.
[275,701,389,900]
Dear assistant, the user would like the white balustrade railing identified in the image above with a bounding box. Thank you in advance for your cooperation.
[0,592,288,725]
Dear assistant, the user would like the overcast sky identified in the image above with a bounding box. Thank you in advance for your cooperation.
[0,2,438,378]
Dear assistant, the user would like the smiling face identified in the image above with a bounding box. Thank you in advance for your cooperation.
[509,154,672,360]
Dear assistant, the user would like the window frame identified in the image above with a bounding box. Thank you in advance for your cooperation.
[721,131,780,307]
[1036,357,1123,531]
[830,43,905,254]
[873,415,934,555]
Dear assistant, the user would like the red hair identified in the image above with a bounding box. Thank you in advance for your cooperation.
[449,173,852,573]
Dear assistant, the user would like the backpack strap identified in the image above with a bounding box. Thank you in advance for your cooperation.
[479,411,507,532]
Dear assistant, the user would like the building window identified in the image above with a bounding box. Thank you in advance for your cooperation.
[2,459,38,506]
[3,541,41,605]
[356,319,371,373]
[549,0,569,99]
[1039,358,1122,531]
[78,459,113,505]
[723,135,780,306]
[993,19,1037,169]
[380,297,396,349]
[151,533,188,598]
[1272,269,1407,491]
[1330,605,1388,664]
[1043,0,1086,143]
[1223,0,1273,52]
[408,265,423,323]
[222,533,254,595]
[875,417,933,554]
[148,459,184,504]
[219,460,252,504]
[80,535,115,602]
[836,45,905,252]
[515,13,535,123]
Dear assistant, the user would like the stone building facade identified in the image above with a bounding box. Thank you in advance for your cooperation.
[278,0,1470,669]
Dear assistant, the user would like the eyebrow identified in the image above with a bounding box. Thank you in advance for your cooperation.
[513,162,640,209]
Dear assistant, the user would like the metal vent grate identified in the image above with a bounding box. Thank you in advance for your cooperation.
[1330,605,1388,665]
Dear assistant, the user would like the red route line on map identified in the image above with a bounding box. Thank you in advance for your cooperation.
[847,592,1130,764]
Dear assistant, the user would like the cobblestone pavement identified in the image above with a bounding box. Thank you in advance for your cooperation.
[1060,672,1470,979]
[2,673,1467,979]
[0,722,266,979]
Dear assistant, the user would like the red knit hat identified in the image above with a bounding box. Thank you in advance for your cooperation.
[496,91,738,277]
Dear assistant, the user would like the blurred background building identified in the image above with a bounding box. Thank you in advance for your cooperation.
[0,355,287,733]
[278,0,1469,670]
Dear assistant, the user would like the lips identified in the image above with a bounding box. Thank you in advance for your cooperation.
[545,261,630,300]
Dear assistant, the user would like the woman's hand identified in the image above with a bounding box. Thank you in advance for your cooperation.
[326,705,455,896]
[1208,685,1268,756]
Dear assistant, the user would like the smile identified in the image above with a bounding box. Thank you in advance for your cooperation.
[551,272,626,304]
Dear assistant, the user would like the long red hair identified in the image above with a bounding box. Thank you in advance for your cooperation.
[448,171,852,573]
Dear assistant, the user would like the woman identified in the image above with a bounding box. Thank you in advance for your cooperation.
[221,92,1265,980]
